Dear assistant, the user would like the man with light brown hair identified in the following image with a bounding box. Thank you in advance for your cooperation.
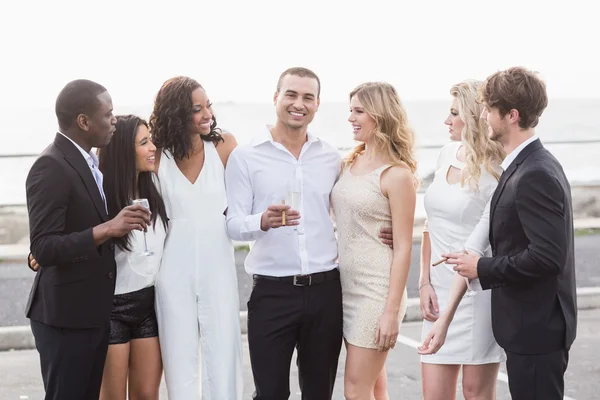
[445,66,577,400]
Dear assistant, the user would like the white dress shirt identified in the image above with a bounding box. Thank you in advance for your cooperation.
[225,126,341,277]
[58,132,107,211]
[500,135,539,171]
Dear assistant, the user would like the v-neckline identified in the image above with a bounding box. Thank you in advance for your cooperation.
[174,146,206,186]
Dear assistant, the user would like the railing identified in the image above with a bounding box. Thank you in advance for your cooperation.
[2,138,600,159]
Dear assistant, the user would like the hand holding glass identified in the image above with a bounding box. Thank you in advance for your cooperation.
[285,177,304,235]
[132,198,154,256]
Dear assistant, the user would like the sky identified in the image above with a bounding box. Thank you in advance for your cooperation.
[1,0,599,109]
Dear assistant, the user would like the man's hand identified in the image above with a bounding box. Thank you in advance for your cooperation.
[378,227,393,249]
[105,204,151,238]
[443,252,480,280]
[28,253,39,272]
[260,204,300,231]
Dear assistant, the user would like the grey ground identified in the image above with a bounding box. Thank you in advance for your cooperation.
[1,308,598,399]
[0,235,598,399]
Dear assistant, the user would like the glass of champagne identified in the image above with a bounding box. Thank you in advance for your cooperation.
[132,198,154,256]
[286,170,304,235]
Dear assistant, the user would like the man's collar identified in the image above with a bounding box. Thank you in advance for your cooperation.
[251,125,321,147]
[57,131,98,167]
[500,134,538,171]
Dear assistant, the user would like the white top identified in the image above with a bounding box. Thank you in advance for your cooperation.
[114,215,167,295]
[225,126,341,277]
[500,134,539,171]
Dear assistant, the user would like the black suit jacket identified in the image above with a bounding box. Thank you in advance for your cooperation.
[25,133,116,329]
[477,139,577,354]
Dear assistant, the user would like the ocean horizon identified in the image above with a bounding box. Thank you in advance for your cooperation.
[1,99,599,207]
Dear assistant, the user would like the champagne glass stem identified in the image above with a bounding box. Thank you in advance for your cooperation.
[143,231,149,253]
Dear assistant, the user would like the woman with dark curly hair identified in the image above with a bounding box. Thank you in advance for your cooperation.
[149,76,242,399]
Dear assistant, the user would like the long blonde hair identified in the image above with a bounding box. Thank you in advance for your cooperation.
[451,80,505,190]
[343,82,418,183]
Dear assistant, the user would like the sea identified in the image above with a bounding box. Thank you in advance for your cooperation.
[1,99,599,217]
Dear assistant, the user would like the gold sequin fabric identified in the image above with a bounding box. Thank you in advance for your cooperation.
[330,165,407,349]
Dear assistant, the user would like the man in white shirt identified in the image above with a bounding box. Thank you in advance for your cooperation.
[446,67,577,400]
[225,67,341,400]
[226,67,394,399]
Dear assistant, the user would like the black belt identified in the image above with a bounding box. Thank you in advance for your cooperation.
[253,269,339,287]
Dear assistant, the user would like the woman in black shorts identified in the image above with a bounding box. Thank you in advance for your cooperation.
[98,115,168,400]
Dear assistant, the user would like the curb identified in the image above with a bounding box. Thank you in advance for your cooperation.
[2,287,600,352]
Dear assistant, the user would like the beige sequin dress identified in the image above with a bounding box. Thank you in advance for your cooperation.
[330,164,407,349]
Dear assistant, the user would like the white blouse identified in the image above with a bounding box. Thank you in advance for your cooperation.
[114,216,167,295]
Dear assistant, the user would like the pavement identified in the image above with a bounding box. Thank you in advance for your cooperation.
[1,226,599,398]
[1,234,600,349]
[1,307,599,399]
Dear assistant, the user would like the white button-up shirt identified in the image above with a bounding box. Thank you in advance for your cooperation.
[500,135,539,171]
[225,126,341,277]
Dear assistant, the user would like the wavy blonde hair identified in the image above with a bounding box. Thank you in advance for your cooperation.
[343,82,418,184]
[451,80,505,190]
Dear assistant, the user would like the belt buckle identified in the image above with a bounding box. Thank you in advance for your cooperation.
[293,274,311,286]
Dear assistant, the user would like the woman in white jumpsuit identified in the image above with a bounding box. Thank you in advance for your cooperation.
[150,76,243,399]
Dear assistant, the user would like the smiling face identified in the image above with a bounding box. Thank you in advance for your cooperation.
[348,95,376,143]
[190,87,214,135]
[444,97,465,141]
[274,74,320,130]
[134,124,156,173]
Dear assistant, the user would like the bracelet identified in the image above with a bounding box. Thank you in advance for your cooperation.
[419,282,431,291]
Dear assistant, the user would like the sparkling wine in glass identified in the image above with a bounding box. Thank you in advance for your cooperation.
[132,198,154,256]
[286,172,304,235]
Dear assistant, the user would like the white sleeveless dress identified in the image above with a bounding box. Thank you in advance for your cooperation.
[155,141,243,399]
[420,141,505,364]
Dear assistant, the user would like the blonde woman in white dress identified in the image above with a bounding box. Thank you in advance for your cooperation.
[331,82,417,400]
[417,80,506,400]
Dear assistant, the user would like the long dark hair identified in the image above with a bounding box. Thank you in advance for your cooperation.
[149,76,224,161]
[98,115,168,251]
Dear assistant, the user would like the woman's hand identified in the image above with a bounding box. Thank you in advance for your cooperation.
[375,310,400,352]
[418,316,450,355]
[419,283,439,322]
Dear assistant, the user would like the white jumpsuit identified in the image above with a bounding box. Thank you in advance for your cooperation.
[155,142,243,399]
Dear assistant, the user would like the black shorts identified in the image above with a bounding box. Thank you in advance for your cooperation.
[109,286,158,345]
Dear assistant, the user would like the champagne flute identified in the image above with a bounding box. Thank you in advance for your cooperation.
[132,198,154,256]
[286,171,304,235]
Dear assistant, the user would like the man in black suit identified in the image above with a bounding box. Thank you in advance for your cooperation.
[26,79,151,400]
[445,67,577,400]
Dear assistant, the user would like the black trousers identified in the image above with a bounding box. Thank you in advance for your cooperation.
[30,319,110,400]
[247,272,343,400]
[505,348,570,400]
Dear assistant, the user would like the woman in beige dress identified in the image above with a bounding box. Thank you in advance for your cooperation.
[331,82,417,400]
